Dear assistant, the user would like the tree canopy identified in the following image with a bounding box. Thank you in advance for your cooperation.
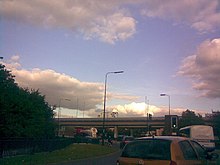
[0,64,55,138]
[179,109,205,128]
[211,111,220,138]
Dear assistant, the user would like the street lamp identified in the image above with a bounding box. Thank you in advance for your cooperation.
[160,93,171,116]
[102,71,124,146]
[75,97,79,118]
[145,96,150,134]
[58,98,71,136]
[0,57,3,59]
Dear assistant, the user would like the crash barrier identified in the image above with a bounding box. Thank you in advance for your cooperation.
[0,137,74,158]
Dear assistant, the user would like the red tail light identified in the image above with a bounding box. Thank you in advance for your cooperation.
[170,160,177,165]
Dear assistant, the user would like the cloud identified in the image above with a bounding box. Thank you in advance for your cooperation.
[3,56,194,118]
[108,93,139,102]
[0,0,136,44]
[82,12,136,44]
[2,56,208,118]
[178,38,220,98]
[105,102,189,117]
[1,0,219,43]
[6,55,21,69]
[67,102,207,118]
[3,56,104,110]
[140,0,220,33]
[3,56,140,117]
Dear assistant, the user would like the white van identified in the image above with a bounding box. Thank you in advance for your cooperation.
[179,125,215,151]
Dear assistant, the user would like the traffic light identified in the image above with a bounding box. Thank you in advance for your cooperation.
[171,116,177,128]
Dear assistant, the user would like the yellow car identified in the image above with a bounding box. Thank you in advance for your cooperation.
[117,136,219,165]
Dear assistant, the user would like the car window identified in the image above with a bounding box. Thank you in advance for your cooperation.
[179,128,190,138]
[121,139,171,160]
[179,140,198,160]
[191,141,206,159]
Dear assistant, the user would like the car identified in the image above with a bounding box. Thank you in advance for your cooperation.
[120,136,135,149]
[117,136,219,165]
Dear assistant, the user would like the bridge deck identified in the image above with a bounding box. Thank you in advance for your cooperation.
[56,117,165,128]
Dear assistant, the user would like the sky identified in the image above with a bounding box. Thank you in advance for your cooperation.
[0,0,220,118]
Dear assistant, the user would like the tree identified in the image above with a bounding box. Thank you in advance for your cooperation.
[211,111,220,138]
[0,64,55,138]
[179,109,205,128]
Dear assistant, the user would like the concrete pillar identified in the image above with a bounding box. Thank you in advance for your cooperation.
[114,126,118,139]
[130,129,133,136]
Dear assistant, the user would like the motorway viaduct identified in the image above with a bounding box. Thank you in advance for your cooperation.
[56,116,212,129]
[57,117,166,129]
[56,116,212,137]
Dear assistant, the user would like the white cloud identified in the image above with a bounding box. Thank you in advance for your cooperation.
[0,0,136,44]
[3,56,104,110]
[69,102,207,118]
[106,102,189,117]
[6,55,21,69]
[140,0,220,33]
[3,56,140,117]
[1,0,219,43]
[108,93,139,102]
[178,38,220,98]
[2,55,209,117]
[82,12,136,44]
[14,68,104,110]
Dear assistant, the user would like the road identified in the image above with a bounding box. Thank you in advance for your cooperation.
[59,150,121,165]
[53,145,220,165]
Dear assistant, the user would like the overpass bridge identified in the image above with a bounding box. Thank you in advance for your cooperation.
[56,116,213,137]
[56,117,166,137]
[57,117,165,129]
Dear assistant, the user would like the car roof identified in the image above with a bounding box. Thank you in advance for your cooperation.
[135,136,189,142]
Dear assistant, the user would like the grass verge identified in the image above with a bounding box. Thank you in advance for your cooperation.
[0,144,119,165]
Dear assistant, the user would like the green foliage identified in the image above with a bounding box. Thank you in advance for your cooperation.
[179,109,205,128]
[212,111,220,137]
[0,64,55,138]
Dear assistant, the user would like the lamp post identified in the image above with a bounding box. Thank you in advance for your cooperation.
[58,98,71,136]
[102,71,124,146]
[160,93,171,116]
[75,97,79,118]
[145,96,150,134]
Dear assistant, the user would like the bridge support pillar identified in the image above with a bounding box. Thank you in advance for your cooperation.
[114,126,118,139]
[130,129,133,137]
